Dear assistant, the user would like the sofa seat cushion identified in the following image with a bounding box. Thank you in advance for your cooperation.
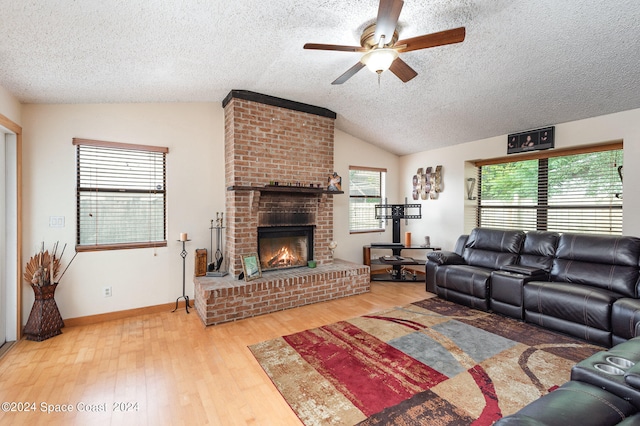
[524,281,621,346]
[494,381,637,426]
[525,282,620,330]
[435,265,492,298]
[435,265,493,311]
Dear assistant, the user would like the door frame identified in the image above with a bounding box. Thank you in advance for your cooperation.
[0,113,22,340]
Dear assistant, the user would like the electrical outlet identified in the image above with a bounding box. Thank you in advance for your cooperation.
[103,287,112,297]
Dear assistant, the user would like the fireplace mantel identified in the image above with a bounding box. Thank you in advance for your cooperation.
[227,185,343,195]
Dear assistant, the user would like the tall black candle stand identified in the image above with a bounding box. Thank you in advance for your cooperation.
[173,239,191,313]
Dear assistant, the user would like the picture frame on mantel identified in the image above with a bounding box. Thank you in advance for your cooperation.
[241,253,262,281]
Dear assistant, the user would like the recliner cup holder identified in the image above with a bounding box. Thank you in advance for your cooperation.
[606,356,635,369]
[594,363,625,375]
[593,364,624,376]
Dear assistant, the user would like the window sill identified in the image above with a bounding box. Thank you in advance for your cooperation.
[75,241,168,252]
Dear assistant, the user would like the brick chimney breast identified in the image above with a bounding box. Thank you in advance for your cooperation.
[223,91,337,276]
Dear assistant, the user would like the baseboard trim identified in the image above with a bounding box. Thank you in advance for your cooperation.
[63,300,192,328]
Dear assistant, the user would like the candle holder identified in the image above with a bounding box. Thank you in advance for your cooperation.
[173,239,191,314]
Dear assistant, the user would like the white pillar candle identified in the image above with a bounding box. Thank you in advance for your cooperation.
[180,232,188,241]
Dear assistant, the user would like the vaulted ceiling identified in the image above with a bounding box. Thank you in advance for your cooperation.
[1,0,639,155]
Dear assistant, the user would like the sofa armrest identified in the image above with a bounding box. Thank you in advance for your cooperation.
[500,264,547,276]
[626,363,640,390]
[426,251,466,266]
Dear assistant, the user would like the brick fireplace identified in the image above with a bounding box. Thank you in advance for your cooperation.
[223,90,337,276]
[192,91,370,326]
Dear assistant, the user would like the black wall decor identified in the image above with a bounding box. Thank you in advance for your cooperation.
[507,126,554,154]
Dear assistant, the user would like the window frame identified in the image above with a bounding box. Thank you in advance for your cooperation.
[73,138,169,252]
[474,142,623,235]
[348,166,387,234]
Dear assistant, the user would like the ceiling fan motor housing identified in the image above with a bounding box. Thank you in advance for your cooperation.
[360,23,399,48]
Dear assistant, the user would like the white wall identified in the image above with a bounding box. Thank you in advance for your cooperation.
[18,98,640,321]
[400,108,640,252]
[332,129,401,264]
[0,85,21,126]
[20,102,394,320]
[21,103,224,320]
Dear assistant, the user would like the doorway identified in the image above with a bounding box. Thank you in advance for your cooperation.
[0,114,21,350]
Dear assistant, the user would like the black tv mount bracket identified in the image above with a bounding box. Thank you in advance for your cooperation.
[374,204,422,244]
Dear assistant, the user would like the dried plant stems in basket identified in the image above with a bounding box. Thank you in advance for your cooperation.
[23,249,61,287]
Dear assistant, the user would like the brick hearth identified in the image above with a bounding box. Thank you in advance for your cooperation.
[194,260,370,325]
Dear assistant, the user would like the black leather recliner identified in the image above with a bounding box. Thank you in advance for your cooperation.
[494,380,639,425]
[524,233,640,347]
[432,228,525,311]
[498,337,640,425]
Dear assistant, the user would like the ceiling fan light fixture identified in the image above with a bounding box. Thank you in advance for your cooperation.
[361,48,398,74]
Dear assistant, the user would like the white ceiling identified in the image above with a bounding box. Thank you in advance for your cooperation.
[1,0,639,155]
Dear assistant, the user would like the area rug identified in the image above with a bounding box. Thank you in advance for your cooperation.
[249,297,603,426]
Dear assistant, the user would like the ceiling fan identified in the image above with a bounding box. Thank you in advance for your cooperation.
[303,0,465,85]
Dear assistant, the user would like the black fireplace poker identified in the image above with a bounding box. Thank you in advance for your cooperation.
[206,213,228,277]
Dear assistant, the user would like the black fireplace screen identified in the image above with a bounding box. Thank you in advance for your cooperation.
[258,226,314,271]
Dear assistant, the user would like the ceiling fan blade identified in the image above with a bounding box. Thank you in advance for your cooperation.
[304,43,367,53]
[389,57,417,83]
[374,0,404,45]
[395,27,466,53]
[332,62,365,85]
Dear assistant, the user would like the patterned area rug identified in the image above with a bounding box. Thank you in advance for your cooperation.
[249,297,603,425]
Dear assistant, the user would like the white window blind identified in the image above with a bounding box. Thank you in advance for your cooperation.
[477,145,623,235]
[349,167,386,233]
[74,138,168,251]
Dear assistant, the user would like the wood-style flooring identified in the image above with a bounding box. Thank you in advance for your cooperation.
[0,281,432,426]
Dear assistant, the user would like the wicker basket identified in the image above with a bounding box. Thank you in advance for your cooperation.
[23,283,65,341]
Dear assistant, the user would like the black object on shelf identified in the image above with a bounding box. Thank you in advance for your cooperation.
[173,239,191,314]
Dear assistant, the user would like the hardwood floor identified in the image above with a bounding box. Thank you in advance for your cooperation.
[0,281,432,426]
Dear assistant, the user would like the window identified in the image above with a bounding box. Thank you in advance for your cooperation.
[349,166,386,233]
[73,138,168,251]
[476,143,623,235]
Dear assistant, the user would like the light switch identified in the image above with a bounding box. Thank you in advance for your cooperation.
[49,216,65,228]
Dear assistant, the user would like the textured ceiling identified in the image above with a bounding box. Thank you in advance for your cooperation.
[1,0,639,155]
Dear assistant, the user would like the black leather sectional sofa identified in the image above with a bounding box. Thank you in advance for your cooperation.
[426,227,640,347]
[425,227,640,425]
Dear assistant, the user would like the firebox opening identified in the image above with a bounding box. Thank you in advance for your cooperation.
[258,226,314,272]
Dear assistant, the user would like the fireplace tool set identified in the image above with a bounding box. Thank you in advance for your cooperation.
[206,212,228,277]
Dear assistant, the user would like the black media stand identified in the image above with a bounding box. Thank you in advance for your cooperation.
[363,244,440,282]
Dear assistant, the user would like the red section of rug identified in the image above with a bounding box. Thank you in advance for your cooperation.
[283,320,448,416]
[469,365,501,426]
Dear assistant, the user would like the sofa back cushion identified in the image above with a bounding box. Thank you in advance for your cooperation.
[463,228,525,269]
[551,233,640,297]
[519,231,560,271]
[453,234,469,256]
